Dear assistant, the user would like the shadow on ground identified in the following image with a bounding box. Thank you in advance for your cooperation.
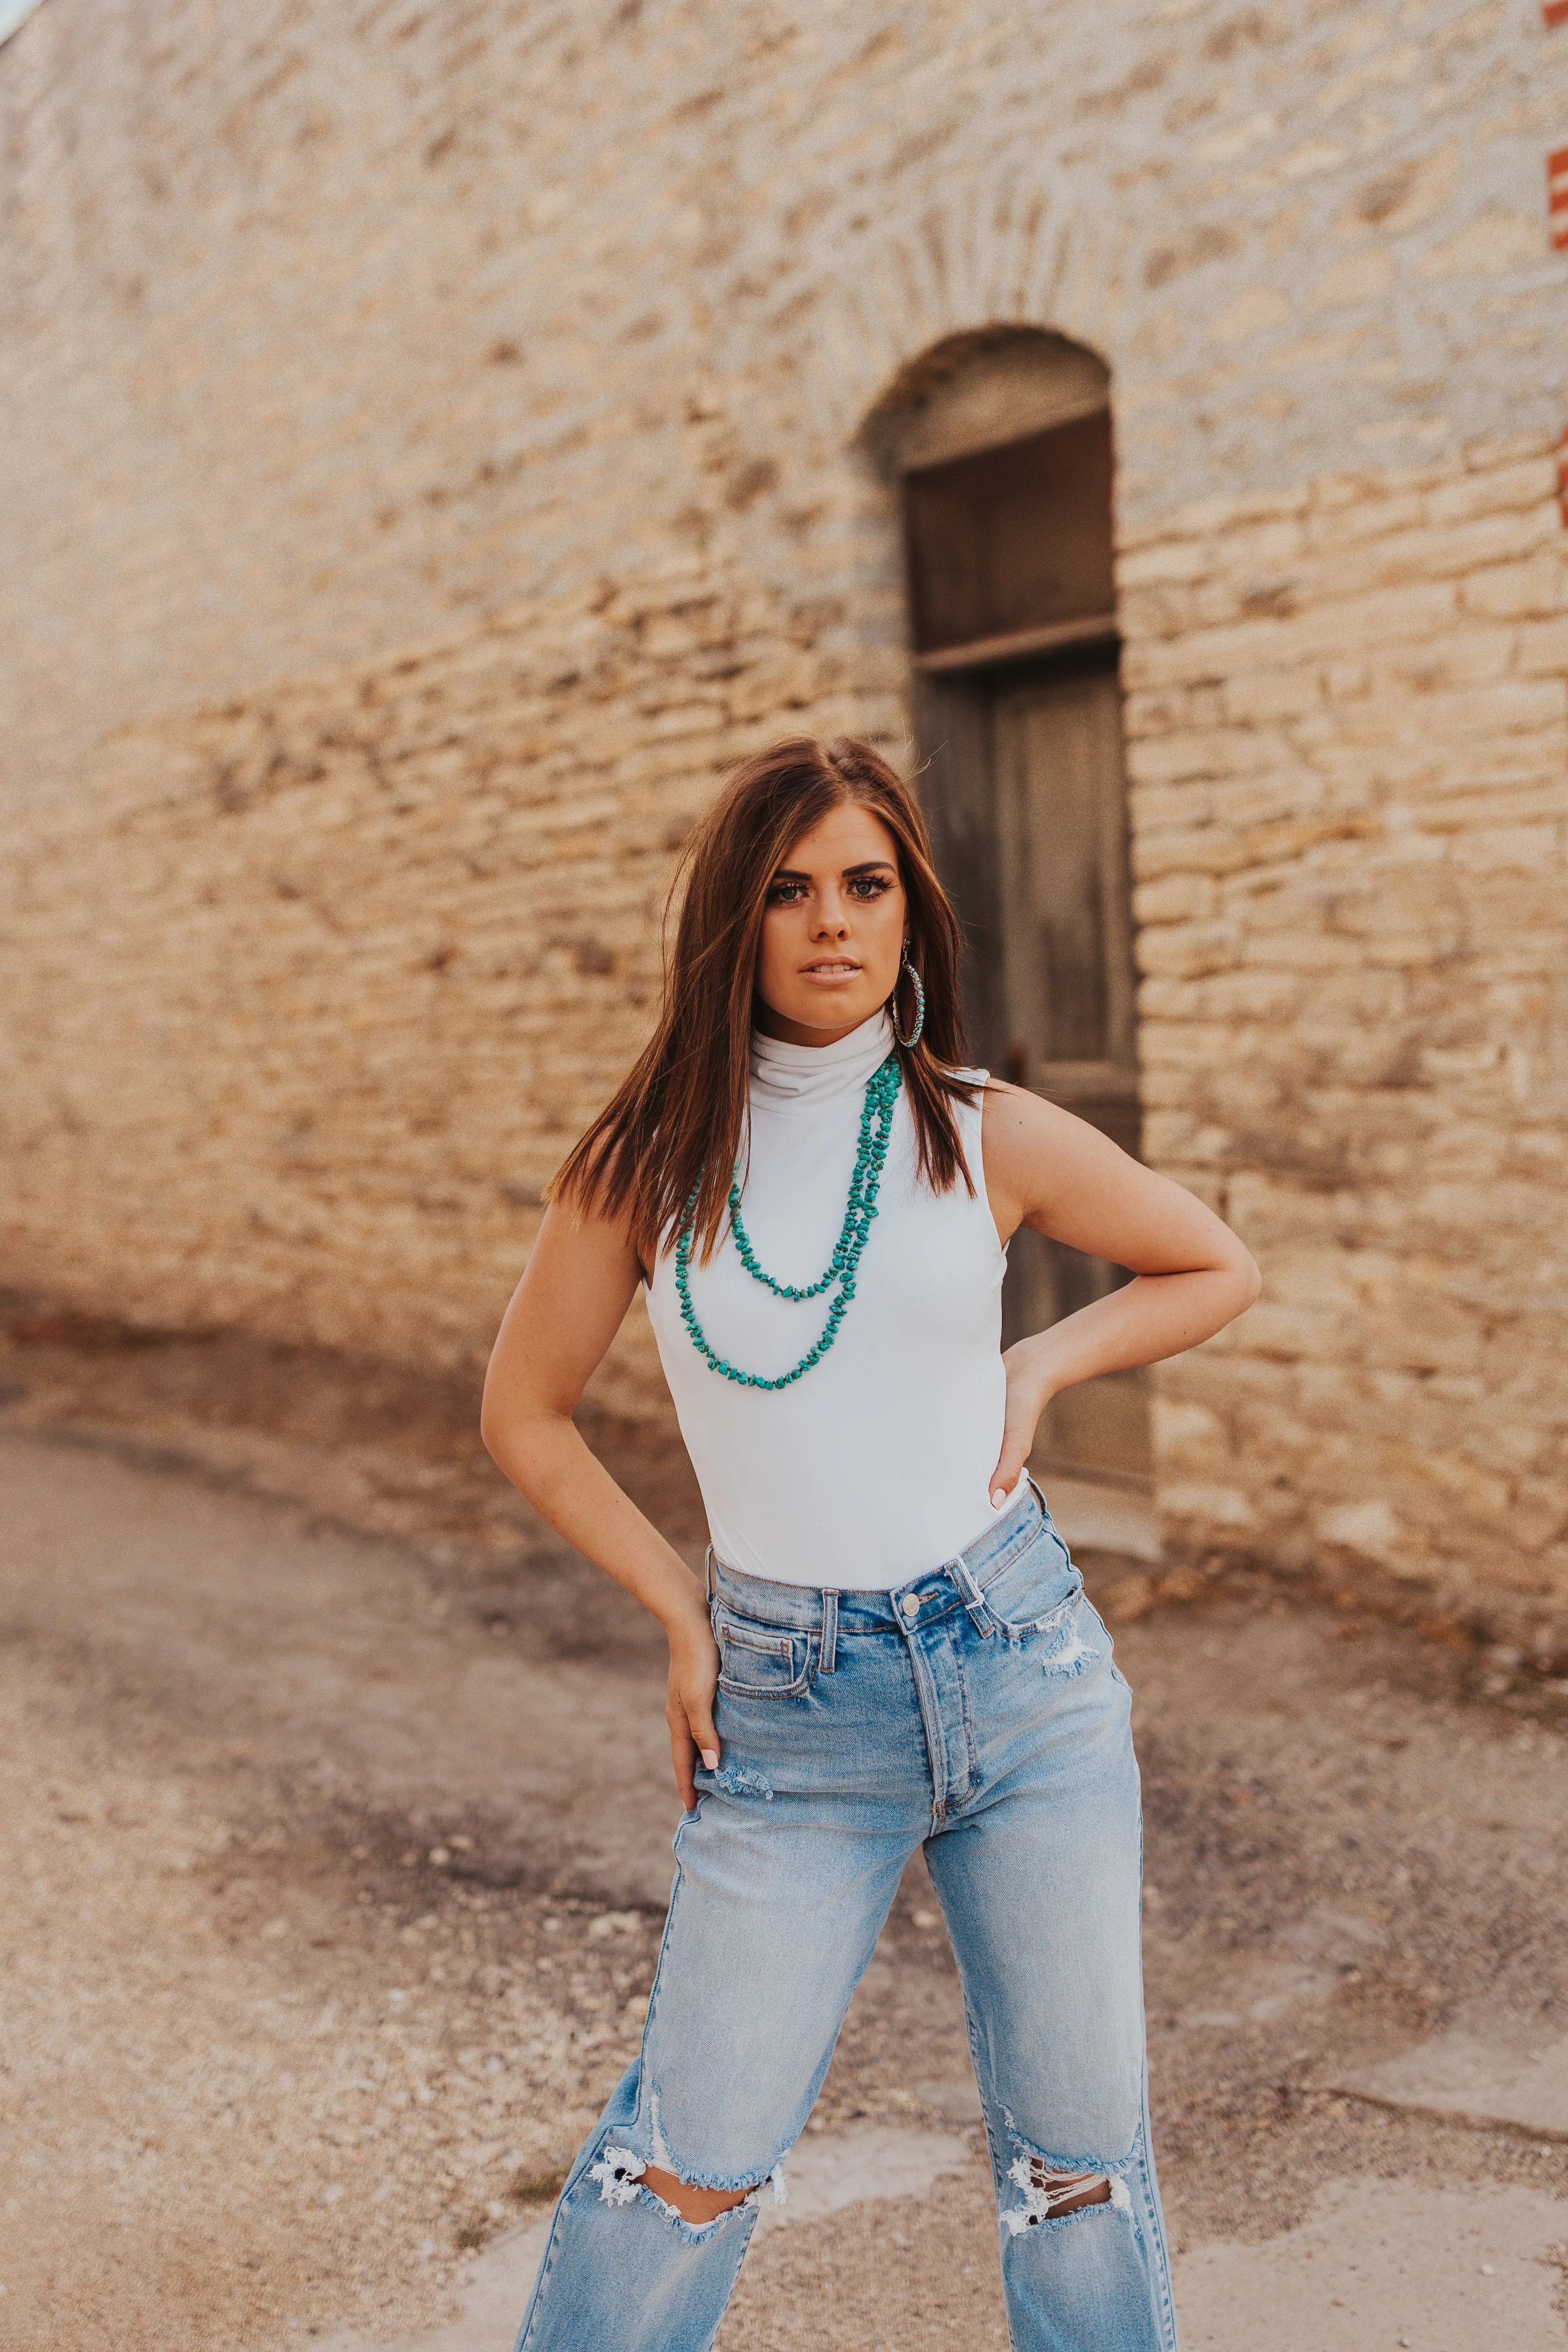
[0,1313,1565,2351]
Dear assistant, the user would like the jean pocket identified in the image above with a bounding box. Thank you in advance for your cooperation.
[714,1612,815,1698]
[977,1519,1082,1642]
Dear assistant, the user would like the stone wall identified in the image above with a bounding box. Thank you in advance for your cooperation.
[7,429,1563,1615]
[0,570,897,1410]
[1126,431,1568,1611]
[3,0,1568,1613]
[6,0,1568,803]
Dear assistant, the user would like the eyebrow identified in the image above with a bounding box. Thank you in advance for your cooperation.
[771,860,897,880]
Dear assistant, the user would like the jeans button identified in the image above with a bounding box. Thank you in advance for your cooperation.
[901,1593,920,1619]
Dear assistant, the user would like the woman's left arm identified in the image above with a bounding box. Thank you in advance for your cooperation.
[981,1081,1262,1506]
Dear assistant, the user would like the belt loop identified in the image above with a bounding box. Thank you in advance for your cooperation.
[705,1545,716,1604]
[820,1588,839,1674]
[950,1551,993,1636]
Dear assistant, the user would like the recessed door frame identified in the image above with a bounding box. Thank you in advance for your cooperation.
[903,422,1150,1491]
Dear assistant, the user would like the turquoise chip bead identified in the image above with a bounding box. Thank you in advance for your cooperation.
[674,1051,901,1390]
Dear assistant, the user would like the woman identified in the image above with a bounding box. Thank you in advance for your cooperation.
[482,735,1259,2351]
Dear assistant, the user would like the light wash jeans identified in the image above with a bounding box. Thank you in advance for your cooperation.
[513,1481,1177,2352]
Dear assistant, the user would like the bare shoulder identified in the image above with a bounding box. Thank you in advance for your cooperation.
[977,1078,1259,1282]
[978,1076,1091,1164]
[482,1188,645,1434]
[531,1184,644,1287]
[978,1076,1055,1131]
[976,1077,1109,1237]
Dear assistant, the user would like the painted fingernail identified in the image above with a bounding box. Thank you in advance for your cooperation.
[701,1749,718,1770]
[991,1488,1007,1508]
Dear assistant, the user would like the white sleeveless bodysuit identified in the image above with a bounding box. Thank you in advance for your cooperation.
[645,1010,1018,1589]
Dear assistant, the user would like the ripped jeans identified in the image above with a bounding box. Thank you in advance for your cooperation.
[512,1480,1177,2352]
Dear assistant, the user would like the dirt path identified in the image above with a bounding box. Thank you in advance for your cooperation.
[1,1414,1566,2350]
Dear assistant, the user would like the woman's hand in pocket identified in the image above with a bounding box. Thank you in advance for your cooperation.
[665,1604,722,1811]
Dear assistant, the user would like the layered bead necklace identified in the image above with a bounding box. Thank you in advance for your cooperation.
[674,1051,902,1388]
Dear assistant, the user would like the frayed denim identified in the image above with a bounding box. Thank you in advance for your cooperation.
[513,1482,1177,2352]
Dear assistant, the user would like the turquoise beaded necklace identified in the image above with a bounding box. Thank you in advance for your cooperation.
[674,1051,902,1389]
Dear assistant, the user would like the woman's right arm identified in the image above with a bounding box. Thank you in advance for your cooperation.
[480,1198,721,1809]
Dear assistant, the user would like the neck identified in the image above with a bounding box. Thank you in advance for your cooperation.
[752,1001,876,1049]
[749,1009,896,1106]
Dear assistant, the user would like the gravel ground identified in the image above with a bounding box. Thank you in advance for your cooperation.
[0,1315,1566,2349]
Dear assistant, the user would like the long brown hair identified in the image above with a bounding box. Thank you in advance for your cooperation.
[550,735,980,1265]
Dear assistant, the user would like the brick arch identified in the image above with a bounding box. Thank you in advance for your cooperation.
[857,324,1112,479]
[794,168,1134,450]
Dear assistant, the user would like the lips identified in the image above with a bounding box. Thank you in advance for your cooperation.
[802,960,860,975]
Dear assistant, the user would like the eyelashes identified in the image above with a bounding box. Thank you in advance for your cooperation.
[766,875,895,906]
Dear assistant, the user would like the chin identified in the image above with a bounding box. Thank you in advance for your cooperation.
[799,999,878,1030]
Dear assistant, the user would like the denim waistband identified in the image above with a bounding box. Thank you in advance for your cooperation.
[706,1476,1058,1638]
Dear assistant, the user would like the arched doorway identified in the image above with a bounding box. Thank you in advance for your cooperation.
[866,329,1150,1493]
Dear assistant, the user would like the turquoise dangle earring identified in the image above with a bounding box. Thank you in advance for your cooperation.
[891,940,925,1051]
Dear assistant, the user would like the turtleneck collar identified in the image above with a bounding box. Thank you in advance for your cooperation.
[750,1009,895,1108]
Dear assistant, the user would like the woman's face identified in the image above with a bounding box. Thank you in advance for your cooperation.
[753,800,908,1047]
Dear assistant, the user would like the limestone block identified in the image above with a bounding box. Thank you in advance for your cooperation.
[1449,823,1560,873]
[1138,1073,1200,1119]
[1151,1395,1232,1466]
[1236,1301,1353,1360]
[1158,1482,1257,1529]
[1121,683,1227,737]
[1115,586,1204,649]
[1308,246,1396,311]
[1136,1021,1239,1071]
[1219,666,1324,724]
[1116,538,1214,590]
[1138,968,1305,1022]
[1459,556,1567,621]
[1237,930,1369,971]
[1132,872,1217,925]
[1425,457,1558,526]
[1135,920,1242,979]
[1511,1481,1568,1553]
[1511,615,1568,676]
[1125,725,1297,787]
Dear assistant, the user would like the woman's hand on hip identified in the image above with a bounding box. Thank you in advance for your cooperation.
[978,1085,1262,1418]
[665,1604,722,1812]
[989,1339,1052,1507]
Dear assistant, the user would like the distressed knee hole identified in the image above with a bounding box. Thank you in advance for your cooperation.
[1004,2154,1131,2235]
[641,2164,756,2225]
[590,2144,786,2230]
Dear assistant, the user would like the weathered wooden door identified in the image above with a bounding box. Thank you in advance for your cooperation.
[990,650,1150,1487]
[899,395,1149,1491]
